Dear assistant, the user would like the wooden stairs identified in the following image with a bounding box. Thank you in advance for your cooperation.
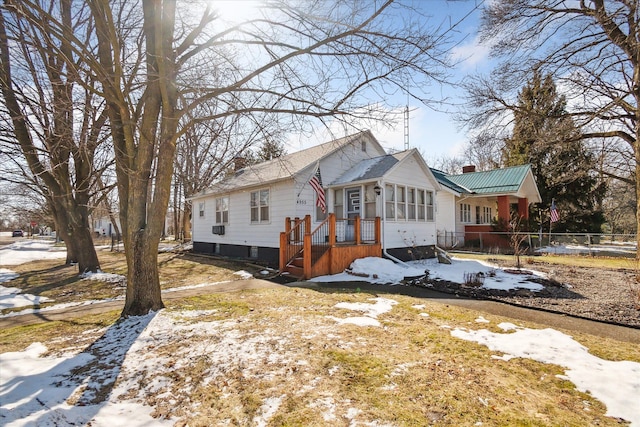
[279,214,381,280]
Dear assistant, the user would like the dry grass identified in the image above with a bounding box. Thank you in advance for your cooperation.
[2,249,640,425]
[1,249,260,315]
[455,251,633,270]
[151,290,640,426]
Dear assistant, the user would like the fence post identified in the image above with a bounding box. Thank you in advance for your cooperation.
[303,232,311,279]
[329,214,336,246]
[355,216,361,245]
[279,232,287,272]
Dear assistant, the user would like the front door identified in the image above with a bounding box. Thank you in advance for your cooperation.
[345,187,360,241]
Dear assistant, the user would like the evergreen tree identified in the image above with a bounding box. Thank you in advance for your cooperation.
[504,71,605,233]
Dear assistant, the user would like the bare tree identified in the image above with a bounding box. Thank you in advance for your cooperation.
[0,1,111,272]
[461,0,640,254]
[20,0,456,316]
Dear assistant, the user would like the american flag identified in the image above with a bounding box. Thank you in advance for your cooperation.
[309,167,326,213]
[550,199,559,223]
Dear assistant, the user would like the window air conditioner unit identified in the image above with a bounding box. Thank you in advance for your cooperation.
[212,225,225,235]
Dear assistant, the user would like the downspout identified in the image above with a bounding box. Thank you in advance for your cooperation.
[379,181,411,268]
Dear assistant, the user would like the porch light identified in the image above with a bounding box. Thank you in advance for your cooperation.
[374,184,382,195]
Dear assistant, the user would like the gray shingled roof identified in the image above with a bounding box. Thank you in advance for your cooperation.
[192,131,372,197]
[330,151,411,185]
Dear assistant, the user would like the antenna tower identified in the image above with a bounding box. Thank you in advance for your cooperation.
[403,105,409,150]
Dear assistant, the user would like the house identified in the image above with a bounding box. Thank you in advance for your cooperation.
[433,164,542,248]
[190,130,442,277]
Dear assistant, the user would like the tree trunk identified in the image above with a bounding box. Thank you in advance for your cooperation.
[121,229,164,317]
[636,139,640,260]
[183,201,192,240]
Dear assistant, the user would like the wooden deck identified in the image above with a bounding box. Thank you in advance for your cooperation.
[279,214,381,279]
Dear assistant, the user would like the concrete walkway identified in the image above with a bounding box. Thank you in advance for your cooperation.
[2,278,639,344]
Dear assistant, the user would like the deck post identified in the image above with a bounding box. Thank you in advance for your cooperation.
[374,217,381,244]
[329,213,336,246]
[304,215,311,233]
[279,232,287,272]
[303,231,311,279]
[355,215,361,245]
[285,217,291,234]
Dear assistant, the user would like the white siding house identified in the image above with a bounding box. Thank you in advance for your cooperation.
[190,130,442,268]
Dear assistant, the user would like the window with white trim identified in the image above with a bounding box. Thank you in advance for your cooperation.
[483,206,493,224]
[385,184,395,219]
[198,202,205,218]
[364,185,377,218]
[334,189,344,219]
[215,196,229,224]
[460,203,471,223]
[425,190,434,221]
[396,186,406,219]
[407,188,416,220]
[250,189,269,223]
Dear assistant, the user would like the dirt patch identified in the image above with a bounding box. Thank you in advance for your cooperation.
[416,260,640,329]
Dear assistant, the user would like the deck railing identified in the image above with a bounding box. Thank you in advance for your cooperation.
[280,214,381,278]
[279,216,309,271]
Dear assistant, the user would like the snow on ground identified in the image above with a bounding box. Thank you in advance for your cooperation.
[0,239,67,266]
[80,271,126,283]
[537,243,636,256]
[451,322,640,426]
[1,241,639,425]
[1,298,639,426]
[312,256,545,292]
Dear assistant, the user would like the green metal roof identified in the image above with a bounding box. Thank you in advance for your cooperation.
[443,164,532,195]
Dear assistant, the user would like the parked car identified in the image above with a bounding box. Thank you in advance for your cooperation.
[12,230,24,237]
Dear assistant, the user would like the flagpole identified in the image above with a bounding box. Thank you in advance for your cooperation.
[548,198,554,247]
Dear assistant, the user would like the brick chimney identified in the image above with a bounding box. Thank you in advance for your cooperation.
[462,165,476,173]
[234,156,246,171]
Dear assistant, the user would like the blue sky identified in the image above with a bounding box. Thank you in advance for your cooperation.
[289,0,491,164]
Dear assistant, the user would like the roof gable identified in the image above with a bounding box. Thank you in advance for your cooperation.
[331,149,442,191]
[330,151,411,185]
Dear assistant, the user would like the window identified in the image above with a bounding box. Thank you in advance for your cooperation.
[397,186,406,219]
[250,189,269,223]
[483,206,493,224]
[407,188,416,220]
[364,185,377,218]
[198,202,205,218]
[361,140,367,152]
[334,189,344,219]
[425,190,434,221]
[316,203,327,222]
[460,203,471,223]
[476,206,481,224]
[385,184,395,219]
[215,196,229,224]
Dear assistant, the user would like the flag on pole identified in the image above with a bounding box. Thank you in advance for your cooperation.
[550,199,559,223]
[309,166,326,213]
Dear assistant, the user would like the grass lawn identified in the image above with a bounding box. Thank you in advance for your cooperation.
[1,249,639,425]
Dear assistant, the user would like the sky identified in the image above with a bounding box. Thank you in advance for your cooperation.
[1,239,639,426]
[284,0,492,164]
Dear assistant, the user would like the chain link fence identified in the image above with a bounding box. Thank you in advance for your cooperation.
[437,231,637,258]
